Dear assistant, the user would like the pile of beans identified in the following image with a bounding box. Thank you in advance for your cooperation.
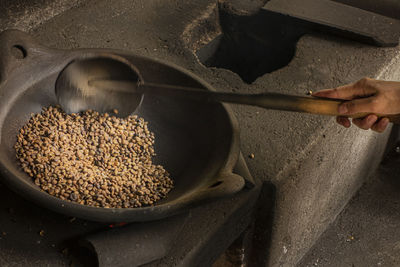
[14,106,173,208]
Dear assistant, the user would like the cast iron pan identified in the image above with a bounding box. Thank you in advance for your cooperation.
[0,30,244,222]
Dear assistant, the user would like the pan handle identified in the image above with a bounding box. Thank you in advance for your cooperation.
[187,172,246,204]
[0,29,55,83]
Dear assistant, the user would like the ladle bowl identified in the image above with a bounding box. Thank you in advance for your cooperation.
[56,55,144,117]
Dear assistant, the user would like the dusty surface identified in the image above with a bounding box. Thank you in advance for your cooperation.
[298,143,400,267]
[1,0,400,266]
[333,0,400,19]
[0,0,84,32]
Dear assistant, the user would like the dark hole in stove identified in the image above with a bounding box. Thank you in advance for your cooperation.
[196,8,307,84]
[69,241,99,267]
[11,45,27,59]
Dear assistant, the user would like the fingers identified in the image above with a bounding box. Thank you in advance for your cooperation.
[312,78,377,100]
[371,118,390,133]
[336,115,390,132]
[314,77,394,132]
[352,114,378,130]
[337,97,380,115]
[336,116,351,128]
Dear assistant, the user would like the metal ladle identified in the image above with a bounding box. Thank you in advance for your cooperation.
[55,56,400,122]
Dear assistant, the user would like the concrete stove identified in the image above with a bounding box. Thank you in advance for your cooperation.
[1,1,400,266]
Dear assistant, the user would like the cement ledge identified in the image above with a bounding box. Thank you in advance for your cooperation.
[270,125,391,267]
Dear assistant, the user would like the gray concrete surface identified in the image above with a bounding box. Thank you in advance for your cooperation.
[1,0,400,266]
[0,0,84,32]
[333,0,400,19]
[298,146,400,267]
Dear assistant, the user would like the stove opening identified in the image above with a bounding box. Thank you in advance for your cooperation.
[195,7,307,84]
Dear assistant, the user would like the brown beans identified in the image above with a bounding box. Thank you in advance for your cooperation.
[15,106,173,208]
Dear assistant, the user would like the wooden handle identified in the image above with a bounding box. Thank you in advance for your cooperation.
[141,86,400,124]
[225,93,400,124]
[286,96,400,124]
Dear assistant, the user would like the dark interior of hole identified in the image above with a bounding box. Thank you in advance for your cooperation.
[11,45,27,59]
[69,242,99,267]
[196,9,307,84]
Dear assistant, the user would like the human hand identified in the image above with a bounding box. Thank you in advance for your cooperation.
[312,78,400,132]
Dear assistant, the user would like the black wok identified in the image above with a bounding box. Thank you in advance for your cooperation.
[0,30,244,222]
